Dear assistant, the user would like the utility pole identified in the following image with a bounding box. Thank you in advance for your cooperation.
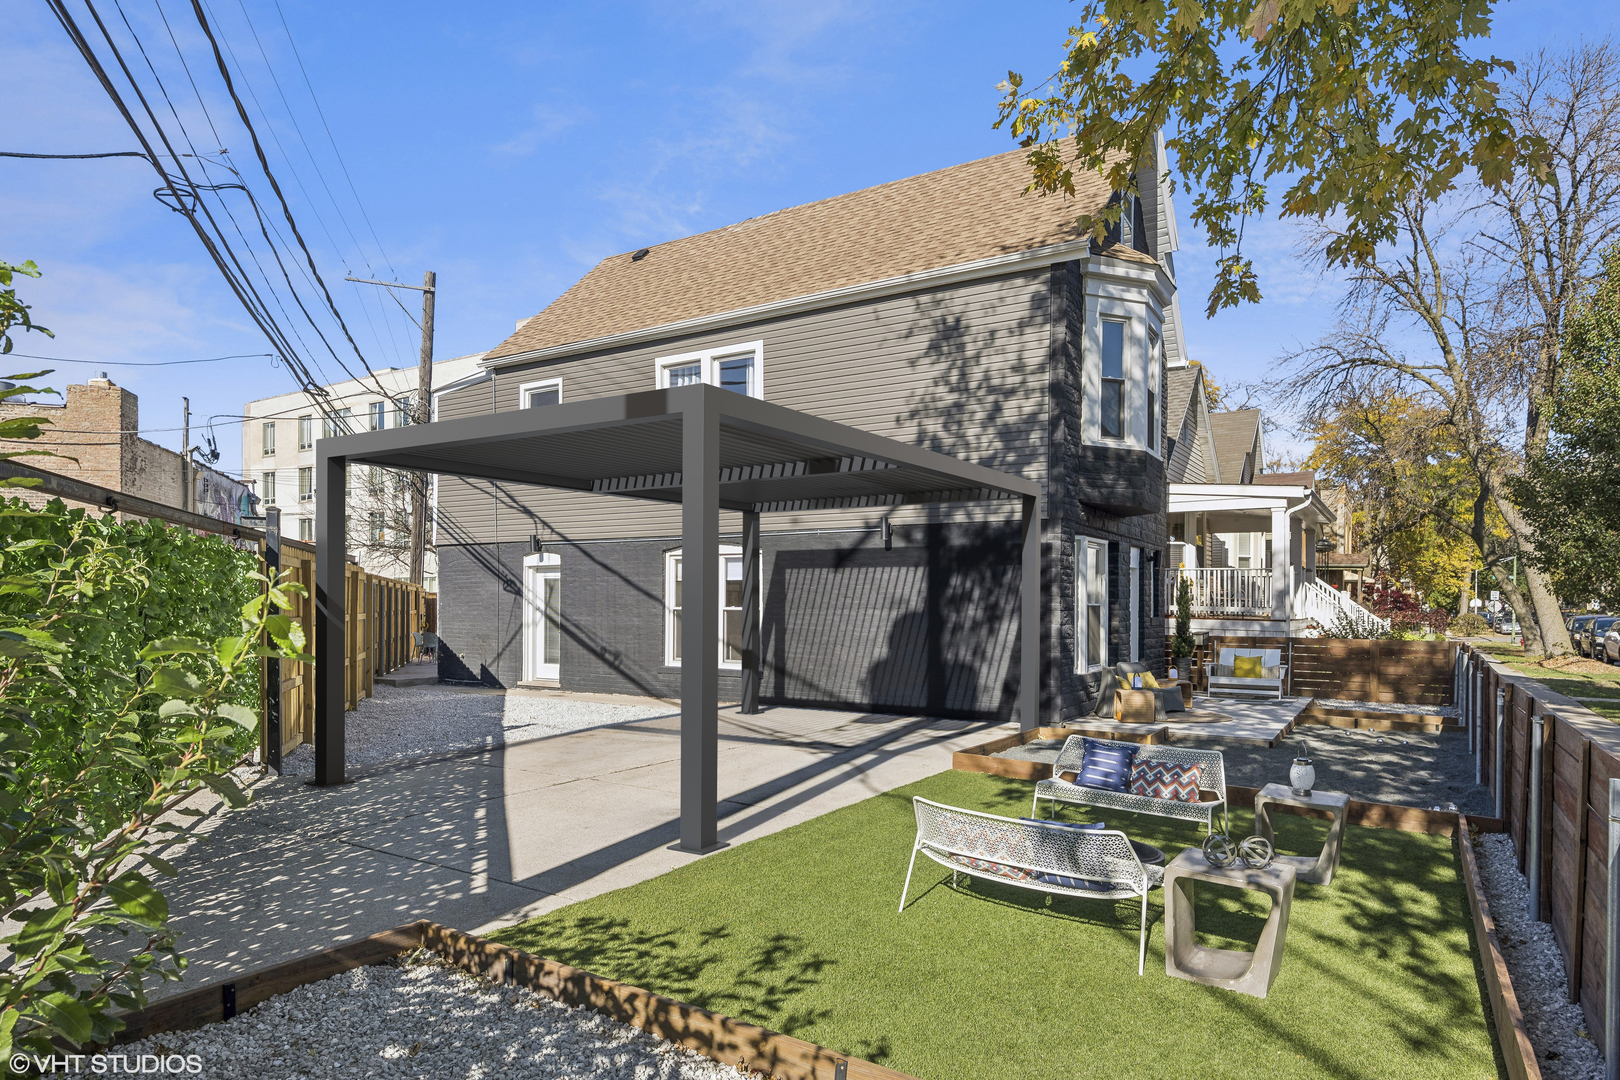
[344,271,436,587]
[411,271,435,587]
[181,397,191,513]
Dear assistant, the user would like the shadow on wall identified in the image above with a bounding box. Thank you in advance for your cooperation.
[761,523,1021,721]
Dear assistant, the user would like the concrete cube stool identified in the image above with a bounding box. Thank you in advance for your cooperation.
[1164,848,1296,998]
[1255,783,1351,886]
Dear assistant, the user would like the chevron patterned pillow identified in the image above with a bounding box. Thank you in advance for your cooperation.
[1128,760,1201,803]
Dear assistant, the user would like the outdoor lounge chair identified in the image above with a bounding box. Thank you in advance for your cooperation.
[1205,647,1286,699]
[899,797,1163,974]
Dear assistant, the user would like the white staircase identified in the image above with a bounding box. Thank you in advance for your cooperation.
[1294,572,1390,636]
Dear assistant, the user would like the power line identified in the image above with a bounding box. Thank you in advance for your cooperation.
[0,150,148,159]
[5,351,272,367]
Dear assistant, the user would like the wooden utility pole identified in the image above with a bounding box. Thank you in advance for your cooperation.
[410,271,435,587]
[181,397,191,513]
[343,271,437,587]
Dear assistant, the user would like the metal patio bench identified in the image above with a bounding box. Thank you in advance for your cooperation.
[1031,736,1229,836]
[1205,646,1287,699]
[899,797,1164,974]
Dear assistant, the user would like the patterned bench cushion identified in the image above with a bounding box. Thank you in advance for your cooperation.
[1128,759,1201,803]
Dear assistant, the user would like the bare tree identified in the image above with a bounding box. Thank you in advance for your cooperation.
[1284,200,1560,649]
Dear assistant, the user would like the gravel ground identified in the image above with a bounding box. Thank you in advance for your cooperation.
[995,726,1493,814]
[121,953,744,1079]
[1316,698,1460,720]
[1475,834,1601,1079]
[280,686,675,775]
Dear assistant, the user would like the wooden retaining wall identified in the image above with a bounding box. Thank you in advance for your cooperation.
[113,921,915,1080]
[1167,636,1458,704]
[1457,643,1620,1052]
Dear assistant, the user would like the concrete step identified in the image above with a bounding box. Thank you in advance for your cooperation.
[376,662,439,688]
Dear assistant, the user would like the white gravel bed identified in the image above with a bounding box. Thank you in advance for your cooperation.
[279,686,675,775]
[1475,834,1601,1079]
[122,953,745,1079]
[1315,698,1460,719]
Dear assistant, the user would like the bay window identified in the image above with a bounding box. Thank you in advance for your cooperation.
[1100,320,1126,439]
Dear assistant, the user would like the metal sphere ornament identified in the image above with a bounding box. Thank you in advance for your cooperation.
[1238,835,1275,869]
[1202,833,1239,868]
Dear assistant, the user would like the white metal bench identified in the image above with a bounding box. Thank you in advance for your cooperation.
[1031,736,1229,836]
[900,797,1163,974]
[1205,646,1287,699]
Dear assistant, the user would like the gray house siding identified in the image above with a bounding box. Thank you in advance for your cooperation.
[433,259,1166,720]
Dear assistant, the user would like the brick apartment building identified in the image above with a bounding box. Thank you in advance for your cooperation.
[0,373,254,523]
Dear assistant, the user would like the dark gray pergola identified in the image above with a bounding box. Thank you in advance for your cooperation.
[314,383,1041,852]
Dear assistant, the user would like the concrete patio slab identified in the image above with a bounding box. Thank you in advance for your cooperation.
[148,694,999,1000]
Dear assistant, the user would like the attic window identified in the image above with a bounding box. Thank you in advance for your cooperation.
[654,341,764,399]
[631,248,650,261]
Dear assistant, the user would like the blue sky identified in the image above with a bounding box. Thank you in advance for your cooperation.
[6,0,1616,475]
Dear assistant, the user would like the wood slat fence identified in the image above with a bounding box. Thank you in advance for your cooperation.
[258,539,432,762]
[1455,643,1620,1053]
[1166,635,1458,703]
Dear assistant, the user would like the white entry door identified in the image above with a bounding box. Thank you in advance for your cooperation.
[523,552,561,682]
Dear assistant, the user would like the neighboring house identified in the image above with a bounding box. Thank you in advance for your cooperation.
[1160,367,1384,635]
[241,354,485,589]
[432,147,1186,721]
[0,373,254,524]
[1315,486,1370,602]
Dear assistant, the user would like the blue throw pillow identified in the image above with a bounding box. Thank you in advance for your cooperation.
[1076,738,1137,792]
[1032,870,1112,891]
[1019,818,1105,831]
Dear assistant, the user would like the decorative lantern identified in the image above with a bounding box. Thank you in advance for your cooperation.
[1290,757,1315,796]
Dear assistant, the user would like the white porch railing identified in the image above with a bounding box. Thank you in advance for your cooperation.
[1293,571,1391,635]
[1163,568,1274,618]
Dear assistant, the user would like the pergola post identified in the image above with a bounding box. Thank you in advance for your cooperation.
[1020,493,1042,732]
[680,397,721,852]
[739,509,762,715]
[314,449,348,786]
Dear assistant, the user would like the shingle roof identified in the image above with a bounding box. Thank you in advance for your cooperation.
[487,149,1146,360]
[1209,409,1262,484]
[1164,364,1200,436]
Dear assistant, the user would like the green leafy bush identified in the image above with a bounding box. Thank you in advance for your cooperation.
[1449,612,1490,637]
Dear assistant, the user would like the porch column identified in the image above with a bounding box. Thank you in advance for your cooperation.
[1270,505,1290,621]
[680,395,721,853]
[739,509,761,715]
[1019,493,1042,732]
[314,450,347,786]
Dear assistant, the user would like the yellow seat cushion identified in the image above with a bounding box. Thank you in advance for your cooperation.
[1232,654,1265,679]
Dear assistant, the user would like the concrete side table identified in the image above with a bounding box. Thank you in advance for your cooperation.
[1255,783,1351,886]
[1164,849,1296,999]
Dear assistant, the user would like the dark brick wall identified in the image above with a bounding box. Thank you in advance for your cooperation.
[1044,261,1170,722]
[435,522,1024,718]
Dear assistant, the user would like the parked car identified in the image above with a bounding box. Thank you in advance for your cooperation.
[1570,613,1602,649]
[1584,616,1620,658]
[1605,626,1620,664]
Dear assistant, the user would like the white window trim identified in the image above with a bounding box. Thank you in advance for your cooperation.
[1076,537,1110,672]
[664,545,750,668]
[1098,317,1129,441]
[653,340,765,399]
[1129,547,1141,663]
[518,378,564,408]
[1147,328,1162,459]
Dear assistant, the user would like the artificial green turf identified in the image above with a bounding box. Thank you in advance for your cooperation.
[493,770,1497,1080]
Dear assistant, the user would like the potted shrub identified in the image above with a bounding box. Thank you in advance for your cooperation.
[1170,575,1197,678]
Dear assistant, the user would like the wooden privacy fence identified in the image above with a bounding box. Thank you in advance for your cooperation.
[1166,635,1458,703]
[259,537,432,763]
[1457,643,1620,1053]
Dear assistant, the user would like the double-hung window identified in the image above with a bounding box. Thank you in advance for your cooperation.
[368,512,385,544]
[298,415,313,451]
[261,421,276,456]
[1100,320,1126,439]
[260,470,276,505]
[393,397,413,427]
[298,517,313,543]
[519,379,562,409]
[664,546,749,667]
[1147,329,1161,455]
[298,466,313,501]
[368,401,386,431]
[322,409,354,440]
[1077,538,1110,671]
[654,341,764,399]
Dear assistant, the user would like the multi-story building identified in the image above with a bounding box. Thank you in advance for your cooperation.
[431,148,1184,721]
[240,355,484,587]
[0,372,254,523]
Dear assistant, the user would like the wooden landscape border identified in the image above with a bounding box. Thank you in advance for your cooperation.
[952,726,1164,781]
[1458,816,1544,1080]
[1297,704,1461,734]
[112,921,917,1080]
